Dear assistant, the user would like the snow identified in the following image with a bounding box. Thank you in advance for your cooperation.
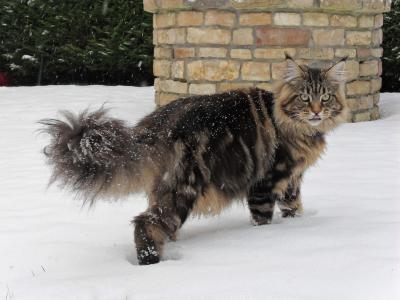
[0,85,399,299]
[21,55,37,62]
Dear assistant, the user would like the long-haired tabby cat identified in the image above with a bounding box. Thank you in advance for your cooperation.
[40,55,348,265]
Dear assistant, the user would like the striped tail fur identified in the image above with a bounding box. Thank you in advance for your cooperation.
[39,108,150,205]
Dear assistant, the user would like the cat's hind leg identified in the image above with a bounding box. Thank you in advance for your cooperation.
[133,181,198,265]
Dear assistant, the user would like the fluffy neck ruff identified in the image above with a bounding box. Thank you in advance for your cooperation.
[272,81,349,138]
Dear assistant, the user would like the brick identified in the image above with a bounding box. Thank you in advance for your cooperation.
[360,60,379,77]
[372,29,383,45]
[347,96,373,110]
[297,48,335,60]
[231,49,252,59]
[233,28,253,45]
[321,0,361,10]
[344,60,359,81]
[174,47,195,58]
[346,81,370,96]
[205,10,236,27]
[313,29,344,46]
[357,48,372,58]
[371,48,383,57]
[255,82,273,91]
[157,28,186,44]
[273,13,301,26]
[363,1,385,11]
[373,93,380,105]
[198,47,227,58]
[171,61,184,79]
[153,60,171,77]
[287,0,314,8]
[330,15,357,27]
[187,28,231,44]
[187,60,240,81]
[177,11,203,26]
[144,0,157,13]
[154,78,160,91]
[152,30,158,45]
[230,0,282,9]
[375,14,384,28]
[335,48,357,58]
[370,106,380,121]
[358,15,374,28]
[352,111,371,122]
[189,83,216,95]
[256,27,311,46]
[159,0,185,9]
[242,62,270,81]
[254,48,296,59]
[271,61,288,80]
[156,79,188,94]
[361,95,374,109]
[370,78,382,93]
[239,13,272,26]
[156,92,180,106]
[154,13,176,28]
[155,47,173,59]
[346,31,371,46]
[303,13,329,26]
[218,82,254,92]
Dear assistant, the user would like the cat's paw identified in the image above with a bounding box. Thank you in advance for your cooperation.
[137,246,160,265]
[281,209,302,218]
[251,215,273,225]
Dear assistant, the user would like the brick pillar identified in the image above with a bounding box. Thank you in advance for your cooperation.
[144,0,391,122]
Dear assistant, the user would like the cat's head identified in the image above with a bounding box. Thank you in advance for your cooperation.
[274,54,349,134]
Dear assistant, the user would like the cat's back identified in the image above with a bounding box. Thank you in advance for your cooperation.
[134,88,277,168]
[148,88,275,141]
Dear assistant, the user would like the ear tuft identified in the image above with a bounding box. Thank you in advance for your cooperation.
[284,52,293,60]
[325,57,348,85]
[284,54,305,83]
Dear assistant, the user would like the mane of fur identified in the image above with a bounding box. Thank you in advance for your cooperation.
[273,74,348,137]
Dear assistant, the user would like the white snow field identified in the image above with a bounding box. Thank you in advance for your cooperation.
[0,86,399,300]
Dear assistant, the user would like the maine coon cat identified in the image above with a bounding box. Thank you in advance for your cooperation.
[40,55,348,265]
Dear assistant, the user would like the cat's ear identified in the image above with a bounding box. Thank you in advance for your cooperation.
[324,56,347,85]
[284,53,307,83]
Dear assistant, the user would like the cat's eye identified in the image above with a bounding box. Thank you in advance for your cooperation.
[320,94,331,102]
[300,94,309,102]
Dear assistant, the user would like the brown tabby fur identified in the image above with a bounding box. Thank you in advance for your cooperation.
[40,55,348,264]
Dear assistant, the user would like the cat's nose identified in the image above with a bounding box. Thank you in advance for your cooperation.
[311,103,322,115]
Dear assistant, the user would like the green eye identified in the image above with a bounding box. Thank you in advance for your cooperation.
[300,94,309,102]
[321,94,330,102]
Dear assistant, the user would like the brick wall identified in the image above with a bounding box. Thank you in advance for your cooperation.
[144,0,391,122]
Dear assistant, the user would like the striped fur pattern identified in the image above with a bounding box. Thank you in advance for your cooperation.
[40,56,348,264]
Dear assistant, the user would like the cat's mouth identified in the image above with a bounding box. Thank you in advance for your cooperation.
[307,115,322,126]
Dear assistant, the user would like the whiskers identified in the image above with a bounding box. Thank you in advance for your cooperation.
[283,109,303,121]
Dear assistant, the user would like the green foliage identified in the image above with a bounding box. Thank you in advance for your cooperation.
[0,0,153,86]
[382,0,400,92]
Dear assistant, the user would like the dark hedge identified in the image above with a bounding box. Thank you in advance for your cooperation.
[0,1,399,90]
[382,0,400,92]
[0,0,153,86]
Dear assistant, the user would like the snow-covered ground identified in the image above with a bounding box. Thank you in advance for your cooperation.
[0,85,399,300]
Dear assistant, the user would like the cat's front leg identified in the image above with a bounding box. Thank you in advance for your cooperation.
[277,175,304,218]
[247,179,278,225]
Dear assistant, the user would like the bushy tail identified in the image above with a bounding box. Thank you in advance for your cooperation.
[39,108,149,205]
